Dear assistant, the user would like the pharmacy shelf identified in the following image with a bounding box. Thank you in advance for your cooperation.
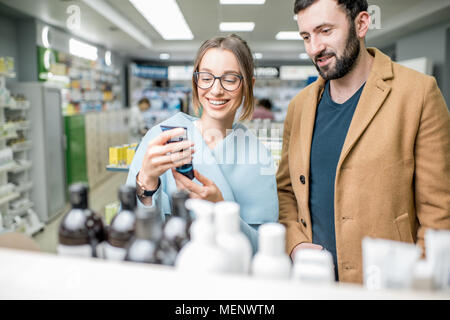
[14,181,33,193]
[0,72,16,78]
[5,101,30,110]
[11,141,32,152]
[8,201,33,218]
[0,192,20,206]
[106,165,130,172]
[8,162,32,174]
[12,121,30,131]
[0,133,18,141]
[0,161,16,174]
[1,248,449,300]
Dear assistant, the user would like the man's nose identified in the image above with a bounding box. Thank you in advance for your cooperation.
[308,37,326,59]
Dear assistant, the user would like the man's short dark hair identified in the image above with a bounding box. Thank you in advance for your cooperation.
[138,97,150,106]
[294,0,368,22]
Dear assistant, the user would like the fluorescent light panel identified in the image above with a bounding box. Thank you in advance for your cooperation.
[105,51,112,66]
[82,0,152,48]
[129,0,193,40]
[160,53,170,60]
[69,38,98,61]
[253,53,263,59]
[220,0,265,4]
[275,31,302,40]
[220,22,255,32]
[299,53,309,60]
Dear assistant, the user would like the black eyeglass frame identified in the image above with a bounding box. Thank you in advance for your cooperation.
[193,71,243,92]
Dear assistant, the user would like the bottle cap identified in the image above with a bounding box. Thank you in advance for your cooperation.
[258,223,286,256]
[214,201,240,233]
[135,206,163,240]
[69,182,89,209]
[118,185,137,210]
[171,190,190,218]
[185,199,214,242]
[294,248,334,268]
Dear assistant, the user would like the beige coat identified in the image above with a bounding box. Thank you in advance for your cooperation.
[277,48,450,284]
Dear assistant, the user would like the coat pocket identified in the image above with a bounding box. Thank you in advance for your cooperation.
[394,213,414,243]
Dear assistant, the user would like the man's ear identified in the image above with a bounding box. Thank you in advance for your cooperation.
[355,11,371,39]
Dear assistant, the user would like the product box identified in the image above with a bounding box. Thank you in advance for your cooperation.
[109,146,120,165]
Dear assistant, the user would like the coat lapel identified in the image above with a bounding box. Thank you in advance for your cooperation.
[297,79,325,179]
[337,48,394,169]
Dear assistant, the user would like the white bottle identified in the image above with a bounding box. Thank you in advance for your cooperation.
[214,201,252,274]
[251,223,291,279]
[175,199,233,274]
[292,248,335,284]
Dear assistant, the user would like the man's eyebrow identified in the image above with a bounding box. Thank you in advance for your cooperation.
[300,23,335,35]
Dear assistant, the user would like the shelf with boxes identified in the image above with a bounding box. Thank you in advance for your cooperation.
[0,58,44,235]
[65,109,129,189]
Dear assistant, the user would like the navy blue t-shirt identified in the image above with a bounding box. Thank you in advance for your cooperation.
[309,81,365,281]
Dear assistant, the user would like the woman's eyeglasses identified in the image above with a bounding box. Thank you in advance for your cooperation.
[193,72,243,92]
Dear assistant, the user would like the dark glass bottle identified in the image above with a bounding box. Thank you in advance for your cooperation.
[104,185,137,260]
[158,190,192,266]
[58,183,105,258]
[125,206,163,264]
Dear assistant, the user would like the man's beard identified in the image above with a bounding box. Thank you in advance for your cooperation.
[313,22,361,80]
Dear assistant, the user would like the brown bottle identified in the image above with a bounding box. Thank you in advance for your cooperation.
[158,190,192,266]
[125,205,163,264]
[58,183,105,258]
[104,185,137,260]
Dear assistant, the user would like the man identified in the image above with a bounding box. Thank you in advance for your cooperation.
[277,0,450,283]
[129,97,151,143]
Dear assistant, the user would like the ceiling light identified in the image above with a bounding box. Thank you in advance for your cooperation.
[220,22,255,32]
[253,53,263,60]
[69,38,98,61]
[129,0,193,40]
[42,26,50,48]
[105,51,112,66]
[220,0,265,4]
[275,31,302,40]
[299,53,309,60]
[160,53,170,60]
[82,0,152,48]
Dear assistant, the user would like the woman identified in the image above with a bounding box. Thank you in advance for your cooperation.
[126,34,278,253]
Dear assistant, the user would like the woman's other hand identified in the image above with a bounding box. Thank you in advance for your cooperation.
[172,169,224,203]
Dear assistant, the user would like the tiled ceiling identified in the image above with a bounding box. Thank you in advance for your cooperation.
[1,0,449,62]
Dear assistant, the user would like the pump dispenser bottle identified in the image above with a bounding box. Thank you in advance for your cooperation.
[214,201,252,274]
[251,223,291,279]
[125,206,163,264]
[292,249,335,284]
[158,190,192,266]
[58,183,105,258]
[175,199,232,274]
[104,185,137,261]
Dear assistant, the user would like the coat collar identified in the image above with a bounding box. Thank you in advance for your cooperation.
[337,48,393,169]
[297,48,394,175]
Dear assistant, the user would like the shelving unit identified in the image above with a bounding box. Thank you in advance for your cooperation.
[0,71,43,235]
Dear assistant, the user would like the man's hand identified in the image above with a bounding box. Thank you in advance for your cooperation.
[290,242,323,261]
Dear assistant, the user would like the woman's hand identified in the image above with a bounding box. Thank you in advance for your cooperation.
[172,169,224,203]
[138,127,194,191]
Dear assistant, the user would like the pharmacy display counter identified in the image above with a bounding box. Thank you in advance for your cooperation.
[0,248,448,300]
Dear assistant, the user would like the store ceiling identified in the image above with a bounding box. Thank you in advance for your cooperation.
[1,0,450,63]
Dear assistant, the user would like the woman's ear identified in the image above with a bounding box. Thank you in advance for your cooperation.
[252,77,255,87]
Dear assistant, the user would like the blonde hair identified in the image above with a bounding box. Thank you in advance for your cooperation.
[192,34,255,121]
